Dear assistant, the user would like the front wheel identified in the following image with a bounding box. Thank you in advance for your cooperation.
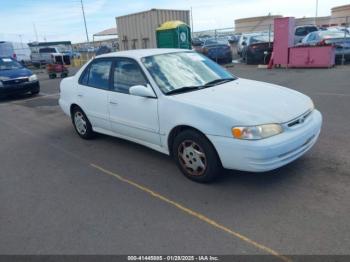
[172,130,222,183]
[71,107,95,139]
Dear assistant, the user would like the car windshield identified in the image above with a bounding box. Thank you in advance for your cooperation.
[142,52,236,94]
[0,57,23,70]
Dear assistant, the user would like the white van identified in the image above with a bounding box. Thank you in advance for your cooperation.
[0,41,31,63]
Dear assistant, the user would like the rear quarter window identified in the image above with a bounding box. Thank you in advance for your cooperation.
[295,27,307,36]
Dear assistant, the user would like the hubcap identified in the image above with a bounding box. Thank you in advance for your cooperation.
[178,140,207,176]
[74,111,87,135]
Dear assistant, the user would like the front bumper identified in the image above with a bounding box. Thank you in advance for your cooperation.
[208,110,322,172]
[0,81,40,96]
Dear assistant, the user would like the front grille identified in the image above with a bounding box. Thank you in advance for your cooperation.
[287,110,312,128]
[3,77,29,86]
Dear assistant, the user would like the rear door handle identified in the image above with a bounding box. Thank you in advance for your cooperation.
[109,101,118,105]
[77,94,83,98]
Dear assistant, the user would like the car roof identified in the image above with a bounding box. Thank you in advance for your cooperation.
[97,48,185,59]
[296,25,317,28]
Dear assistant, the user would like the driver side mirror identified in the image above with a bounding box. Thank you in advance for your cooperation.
[129,84,156,98]
[242,41,247,46]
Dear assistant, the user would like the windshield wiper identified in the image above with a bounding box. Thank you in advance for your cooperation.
[202,78,236,87]
[166,78,236,95]
[166,86,201,95]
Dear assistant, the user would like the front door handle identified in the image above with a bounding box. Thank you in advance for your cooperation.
[109,101,118,105]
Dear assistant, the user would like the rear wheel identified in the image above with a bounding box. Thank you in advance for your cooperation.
[71,107,95,139]
[172,130,222,183]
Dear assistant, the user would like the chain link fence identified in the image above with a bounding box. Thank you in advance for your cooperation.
[192,15,350,65]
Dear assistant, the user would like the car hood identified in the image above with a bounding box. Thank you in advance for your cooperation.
[0,67,33,80]
[171,78,313,125]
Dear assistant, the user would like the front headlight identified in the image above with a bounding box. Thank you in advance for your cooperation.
[310,99,315,111]
[232,124,283,140]
[29,74,38,82]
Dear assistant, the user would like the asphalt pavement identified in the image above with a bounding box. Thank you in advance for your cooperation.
[0,65,349,258]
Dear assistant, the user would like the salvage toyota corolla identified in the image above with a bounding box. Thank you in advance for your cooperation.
[59,49,322,182]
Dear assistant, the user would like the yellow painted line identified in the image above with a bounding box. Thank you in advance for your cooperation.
[90,163,292,262]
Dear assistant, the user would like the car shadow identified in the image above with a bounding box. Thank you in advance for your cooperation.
[95,132,304,189]
[0,93,40,104]
[216,159,307,189]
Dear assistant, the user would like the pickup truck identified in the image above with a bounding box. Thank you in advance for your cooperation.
[31,47,70,67]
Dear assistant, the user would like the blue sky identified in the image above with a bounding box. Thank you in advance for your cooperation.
[0,0,349,43]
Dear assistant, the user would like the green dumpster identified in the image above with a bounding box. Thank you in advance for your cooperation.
[156,21,191,49]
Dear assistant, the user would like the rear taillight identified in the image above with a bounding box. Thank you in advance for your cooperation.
[13,53,17,59]
[318,39,327,46]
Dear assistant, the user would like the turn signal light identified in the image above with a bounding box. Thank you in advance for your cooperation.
[232,128,242,138]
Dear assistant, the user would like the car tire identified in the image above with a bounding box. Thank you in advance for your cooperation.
[71,107,95,139]
[172,129,222,183]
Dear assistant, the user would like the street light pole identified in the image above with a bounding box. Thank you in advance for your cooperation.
[80,0,90,43]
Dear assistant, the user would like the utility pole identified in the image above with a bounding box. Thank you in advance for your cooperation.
[80,0,90,43]
[315,0,319,25]
[33,23,39,42]
[18,34,23,49]
[190,6,194,33]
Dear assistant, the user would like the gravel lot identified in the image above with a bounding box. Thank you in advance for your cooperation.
[0,65,349,259]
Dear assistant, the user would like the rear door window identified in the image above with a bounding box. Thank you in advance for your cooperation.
[79,59,112,90]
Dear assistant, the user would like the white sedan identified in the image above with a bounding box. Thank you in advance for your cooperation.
[59,49,322,182]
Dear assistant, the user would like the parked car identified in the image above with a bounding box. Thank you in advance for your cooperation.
[59,49,322,182]
[237,33,260,56]
[300,30,350,63]
[294,25,319,44]
[0,57,40,97]
[227,35,240,44]
[63,50,81,59]
[327,26,350,34]
[192,37,204,52]
[191,37,204,47]
[0,41,31,63]
[31,47,70,67]
[241,34,273,64]
[200,38,232,63]
[95,46,112,56]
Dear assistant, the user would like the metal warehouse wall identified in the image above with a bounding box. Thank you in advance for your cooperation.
[116,9,190,50]
[234,15,282,34]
